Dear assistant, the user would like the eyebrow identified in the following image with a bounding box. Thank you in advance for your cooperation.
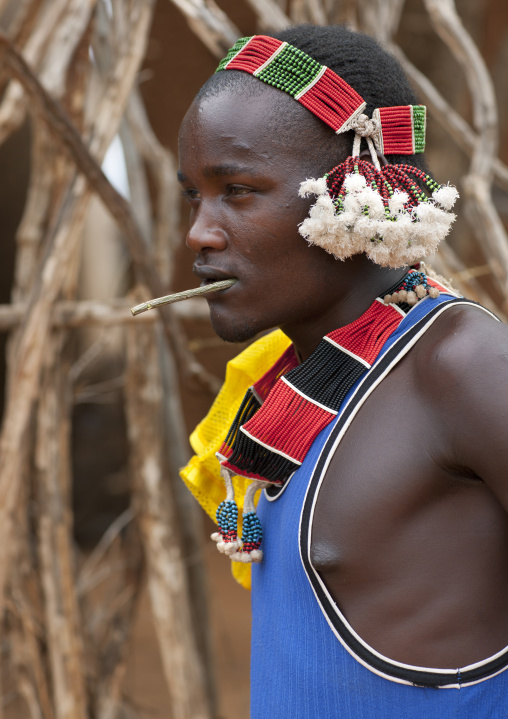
[204,164,258,178]
[177,164,259,183]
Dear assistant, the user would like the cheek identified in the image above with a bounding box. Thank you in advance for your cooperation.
[229,194,312,262]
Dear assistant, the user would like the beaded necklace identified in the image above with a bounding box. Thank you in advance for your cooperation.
[213,270,449,565]
[216,35,459,269]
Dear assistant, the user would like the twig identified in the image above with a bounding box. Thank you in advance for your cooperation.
[167,0,240,58]
[77,508,135,595]
[243,0,291,29]
[125,320,212,719]
[388,44,508,195]
[0,0,155,612]
[0,30,220,393]
[131,279,237,315]
[423,0,508,301]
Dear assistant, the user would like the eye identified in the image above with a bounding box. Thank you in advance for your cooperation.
[181,188,201,202]
[227,185,253,197]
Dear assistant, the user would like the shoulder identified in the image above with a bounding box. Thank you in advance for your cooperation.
[411,301,508,491]
[413,302,508,392]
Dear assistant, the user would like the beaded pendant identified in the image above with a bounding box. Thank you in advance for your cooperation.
[299,157,459,269]
[211,463,268,564]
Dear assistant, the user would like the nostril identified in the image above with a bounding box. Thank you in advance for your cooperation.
[186,226,228,253]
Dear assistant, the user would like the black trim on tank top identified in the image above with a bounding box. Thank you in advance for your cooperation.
[299,298,508,688]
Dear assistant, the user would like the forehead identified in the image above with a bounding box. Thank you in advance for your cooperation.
[179,88,293,162]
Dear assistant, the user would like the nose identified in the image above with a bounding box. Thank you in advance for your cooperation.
[186,203,228,253]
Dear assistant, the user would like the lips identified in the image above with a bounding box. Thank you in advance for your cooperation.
[193,265,237,285]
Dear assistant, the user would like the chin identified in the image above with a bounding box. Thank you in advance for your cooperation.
[210,314,260,344]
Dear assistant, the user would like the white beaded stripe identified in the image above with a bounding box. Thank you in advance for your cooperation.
[323,336,371,368]
[335,102,367,135]
[410,104,415,154]
[253,41,288,77]
[294,65,327,100]
[280,376,338,415]
[239,425,303,465]
[224,36,255,70]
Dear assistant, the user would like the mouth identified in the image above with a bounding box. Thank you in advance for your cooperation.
[194,266,238,289]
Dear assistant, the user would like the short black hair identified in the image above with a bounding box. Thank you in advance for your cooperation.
[197,24,428,172]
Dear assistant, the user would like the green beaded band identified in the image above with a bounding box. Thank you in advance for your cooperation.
[412,105,426,154]
[216,36,252,73]
[215,35,426,153]
[256,43,322,98]
[216,35,367,134]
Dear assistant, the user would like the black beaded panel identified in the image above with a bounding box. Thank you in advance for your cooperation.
[223,387,261,449]
[284,341,366,411]
[225,430,300,485]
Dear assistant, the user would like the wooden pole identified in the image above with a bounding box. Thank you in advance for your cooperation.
[125,319,212,719]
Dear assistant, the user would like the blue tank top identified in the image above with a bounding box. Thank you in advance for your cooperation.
[251,296,508,718]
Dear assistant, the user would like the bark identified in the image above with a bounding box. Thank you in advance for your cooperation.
[125,319,212,719]
[35,334,88,719]
[0,0,156,607]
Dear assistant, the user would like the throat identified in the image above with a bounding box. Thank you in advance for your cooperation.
[283,268,408,361]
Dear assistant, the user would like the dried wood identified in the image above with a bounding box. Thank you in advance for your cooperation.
[306,0,327,24]
[357,0,405,41]
[91,520,144,719]
[0,0,74,146]
[35,333,88,719]
[0,29,219,393]
[126,319,212,719]
[434,244,505,319]
[167,0,240,58]
[423,0,508,301]
[126,89,179,285]
[7,595,53,719]
[77,510,135,596]
[6,503,54,719]
[0,297,209,331]
[243,0,290,30]
[125,74,218,711]
[2,0,44,57]
[11,121,55,302]
[290,0,311,23]
[388,45,508,195]
[0,0,155,608]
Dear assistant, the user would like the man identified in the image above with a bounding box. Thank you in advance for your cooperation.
[178,25,508,718]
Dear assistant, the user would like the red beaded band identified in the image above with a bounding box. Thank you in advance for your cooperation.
[298,66,366,133]
[218,36,426,154]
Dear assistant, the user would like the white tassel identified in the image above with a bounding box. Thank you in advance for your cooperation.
[388,190,409,215]
[432,184,459,211]
[299,176,328,198]
[298,174,458,268]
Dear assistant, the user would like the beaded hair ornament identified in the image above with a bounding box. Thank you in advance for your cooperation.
[216,35,459,269]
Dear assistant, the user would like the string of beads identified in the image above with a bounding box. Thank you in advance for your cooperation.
[326,157,441,217]
[384,270,440,306]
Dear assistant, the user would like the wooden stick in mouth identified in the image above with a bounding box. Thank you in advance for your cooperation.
[131,278,237,316]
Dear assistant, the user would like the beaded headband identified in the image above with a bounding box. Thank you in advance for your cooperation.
[216,35,458,268]
[216,35,426,157]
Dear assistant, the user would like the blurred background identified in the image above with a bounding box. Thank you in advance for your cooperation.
[0,0,507,717]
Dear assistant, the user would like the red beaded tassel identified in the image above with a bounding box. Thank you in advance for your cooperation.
[299,156,459,269]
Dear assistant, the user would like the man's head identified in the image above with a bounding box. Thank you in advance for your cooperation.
[177,26,447,348]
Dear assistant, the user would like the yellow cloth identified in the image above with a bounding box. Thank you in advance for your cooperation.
[180,329,291,590]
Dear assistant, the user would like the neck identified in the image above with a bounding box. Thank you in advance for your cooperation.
[280,264,408,361]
